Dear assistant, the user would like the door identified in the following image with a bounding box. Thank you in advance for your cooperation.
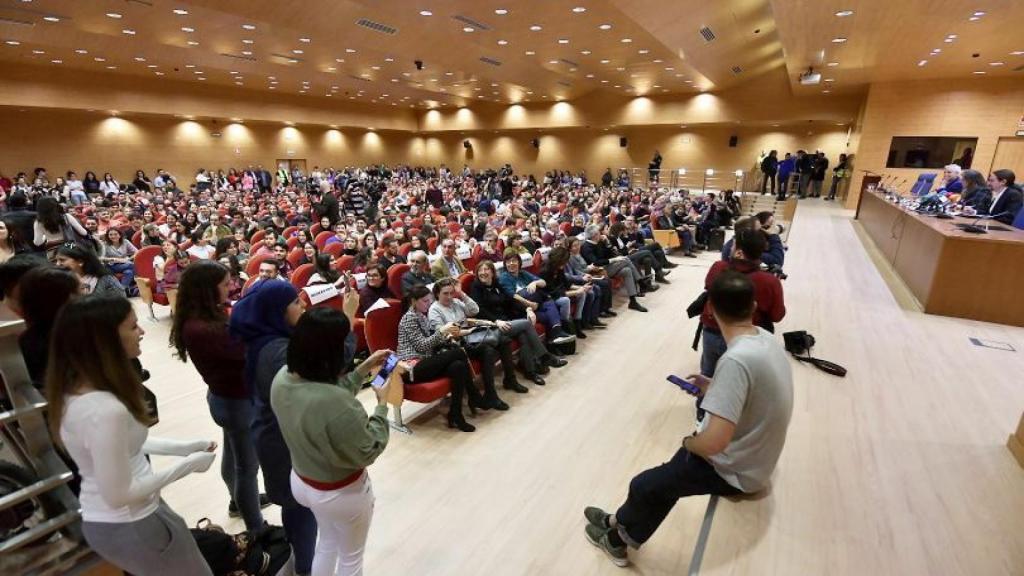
[989,137,1024,177]
[275,159,308,186]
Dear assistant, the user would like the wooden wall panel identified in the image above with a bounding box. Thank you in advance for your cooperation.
[846,77,1024,209]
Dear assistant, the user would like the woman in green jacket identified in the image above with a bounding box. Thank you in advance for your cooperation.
[271,307,402,576]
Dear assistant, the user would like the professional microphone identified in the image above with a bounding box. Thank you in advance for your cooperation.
[959,212,1010,234]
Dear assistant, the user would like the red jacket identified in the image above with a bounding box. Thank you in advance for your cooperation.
[700,259,785,332]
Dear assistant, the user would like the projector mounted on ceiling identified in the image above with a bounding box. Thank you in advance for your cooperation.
[800,67,822,85]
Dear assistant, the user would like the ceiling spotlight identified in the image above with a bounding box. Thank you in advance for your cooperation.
[75,49,87,54]
[4,40,20,46]
[973,70,986,74]
[944,38,954,43]
[600,59,610,64]
[972,11,986,17]
[106,12,122,19]
[581,49,591,55]
[621,38,632,43]
[558,38,569,44]
[242,50,253,56]
[548,59,558,64]
[122,29,136,35]
[181,27,194,33]
[530,25,542,31]
[292,49,303,54]
[497,39,508,45]
[299,38,311,43]
[969,16,980,21]
[50,59,61,63]
[32,49,45,54]
[43,16,60,22]
[1012,51,1024,56]
[990,61,1005,66]
[525,50,535,55]
[173,9,189,15]
[827,61,839,66]
[134,57,146,62]
[831,37,847,43]
[242,24,256,30]
[106,65,117,69]
[242,39,254,44]
[918,60,928,66]
[93,57,105,61]
[638,49,649,54]
[835,10,854,17]
[346,48,357,53]
[599,24,612,30]
[463,26,474,32]
[187,41,199,46]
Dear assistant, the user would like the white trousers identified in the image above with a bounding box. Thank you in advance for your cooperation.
[290,470,375,576]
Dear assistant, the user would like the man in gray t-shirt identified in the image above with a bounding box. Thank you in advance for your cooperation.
[582,270,794,568]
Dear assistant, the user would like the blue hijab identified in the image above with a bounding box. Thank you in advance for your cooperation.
[229,279,299,391]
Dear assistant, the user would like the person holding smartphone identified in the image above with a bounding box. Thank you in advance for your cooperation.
[582,271,793,568]
[272,307,403,576]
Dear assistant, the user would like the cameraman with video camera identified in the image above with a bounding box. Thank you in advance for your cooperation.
[721,212,786,275]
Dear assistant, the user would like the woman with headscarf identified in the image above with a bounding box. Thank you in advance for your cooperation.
[229,281,316,575]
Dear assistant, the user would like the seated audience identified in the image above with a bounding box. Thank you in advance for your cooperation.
[358,264,395,316]
[56,243,125,297]
[583,271,794,568]
[401,250,435,296]
[566,237,617,318]
[580,225,649,311]
[397,284,479,432]
[498,252,575,344]
[431,239,466,280]
[99,227,138,294]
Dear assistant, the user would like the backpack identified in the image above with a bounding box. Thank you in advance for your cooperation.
[191,519,291,576]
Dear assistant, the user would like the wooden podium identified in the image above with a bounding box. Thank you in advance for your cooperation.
[1009,412,1024,469]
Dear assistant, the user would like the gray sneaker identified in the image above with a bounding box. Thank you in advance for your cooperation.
[584,506,611,529]
[584,523,629,567]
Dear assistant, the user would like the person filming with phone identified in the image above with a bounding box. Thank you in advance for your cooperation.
[582,271,794,568]
[271,307,406,576]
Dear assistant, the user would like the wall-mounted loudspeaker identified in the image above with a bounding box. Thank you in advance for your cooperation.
[463,140,472,149]
[531,138,540,148]
[728,135,738,147]
[619,137,628,148]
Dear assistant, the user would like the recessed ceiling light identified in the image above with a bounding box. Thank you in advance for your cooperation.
[50,59,61,63]
[601,79,609,83]
[599,24,612,30]
[242,39,254,44]
[242,50,253,56]
[198,77,207,81]
[832,37,847,43]
[292,49,303,54]
[93,56,105,61]
[969,16,980,21]
[827,61,839,66]
[1012,51,1024,56]
[616,66,625,71]
[155,71,164,76]
[181,27,194,33]
[653,59,663,63]
[74,49,87,54]
[346,48,356,53]
[122,29,136,35]
[585,73,594,78]
[600,59,610,64]
[384,57,394,62]
[835,10,854,17]
[972,11,986,17]
[299,38,311,43]
[558,38,569,44]
[931,48,942,54]
[193,70,203,74]
[288,59,299,63]
[4,40,20,46]
[43,16,60,22]
[947,34,958,39]
[621,38,632,43]
[822,89,831,93]
[242,24,256,30]
[147,64,157,68]
[495,8,508,15]
[664,66,674,70]
[581,49,591,55]
[134,56,146,62]
[419,10,433,16]
[990,61,1005,66]
[944,38,954,43]
[497,39,508,45]
[106,12,122,19]
[173,9,189,15]
[973,70,986,74]
[530,25,542,31]
[187,40,199,46]
[185,63,195,68]
[548,59,558,64]
[824,78,835,82]
[525,50,535,55]
[463,26,474,32]
[638,49,649,54]
[32,49,45,54]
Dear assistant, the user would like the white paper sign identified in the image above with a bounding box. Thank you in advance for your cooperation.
[521,254,534,268]
[456,245,472,260]
[302,283,340,305]
[364,298,391,316]
[353,272,367,289]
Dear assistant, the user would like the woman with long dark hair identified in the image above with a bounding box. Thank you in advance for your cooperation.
[19,266,79,387]
[100,227,138,293]
[230,281,317,574]
[33,196,88,257]
[47,295,216,575]
[273,308,398,575]
[56,243,124,297]
[171,261,267,532]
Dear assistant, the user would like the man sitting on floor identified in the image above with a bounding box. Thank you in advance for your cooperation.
[582,270,794,567]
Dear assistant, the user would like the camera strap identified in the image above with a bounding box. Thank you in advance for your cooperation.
[791,352,847,378]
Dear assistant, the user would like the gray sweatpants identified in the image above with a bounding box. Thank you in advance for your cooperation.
[82,500,213,576]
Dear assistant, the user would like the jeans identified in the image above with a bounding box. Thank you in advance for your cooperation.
[108,262,135,290]
[614,448,741,548]
[572,291,588,320]
[700,328,728,377]
[554,295,571,322]
[290,471,374,576]
[517,289,564,332]
[70,191,87,206]
[827,177,841,200]
[207,393,264,532]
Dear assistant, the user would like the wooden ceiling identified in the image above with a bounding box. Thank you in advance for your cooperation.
[0,0,1018,112]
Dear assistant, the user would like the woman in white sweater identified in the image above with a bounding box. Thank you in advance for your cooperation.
[47,295,216,576]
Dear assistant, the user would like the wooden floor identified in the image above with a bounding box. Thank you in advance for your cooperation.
[137,200,1024,576]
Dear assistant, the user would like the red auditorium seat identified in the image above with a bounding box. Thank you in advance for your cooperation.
[323,242,343,258]
[245,254,267,278]
[387,263,410,297]
[250,230,266,245]
[134,245,169,319]
[314,230,333,249]
[286,248,305,269]
[336,255,355,273]
[290,263,314,289]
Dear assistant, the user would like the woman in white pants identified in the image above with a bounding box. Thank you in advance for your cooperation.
[271,305,401,576]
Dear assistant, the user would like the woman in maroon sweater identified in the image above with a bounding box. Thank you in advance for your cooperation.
[170,260,267,531]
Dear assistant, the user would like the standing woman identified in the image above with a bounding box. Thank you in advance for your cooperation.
[47,295,216,575]
[230,281,317,575]
[171,261,267,532]
[33,197,88,258]
[273,308,398,576]
[0,220,17,264]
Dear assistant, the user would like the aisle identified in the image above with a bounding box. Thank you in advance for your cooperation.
[141,201,1024,575]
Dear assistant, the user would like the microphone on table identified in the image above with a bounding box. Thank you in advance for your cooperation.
[959,212,1010,234]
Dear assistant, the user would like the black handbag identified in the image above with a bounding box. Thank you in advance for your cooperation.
[782,331,847,377]
[462,325,501,349]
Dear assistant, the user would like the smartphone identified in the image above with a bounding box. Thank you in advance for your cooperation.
[371,354,400,389]
[667,375,701,396]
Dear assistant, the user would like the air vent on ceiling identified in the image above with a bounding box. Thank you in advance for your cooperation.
[731,66,743,75]
[557,80,572,87]
[0,16,34,27]
[356,18,397,35]
[347,74,372,83]
[221,52,257,62]
[560,58,580,67]
[453,15,490,31]
[1014,63,1024,72]
[125,0,154,6]
[270,52,303,62]
[699,26,716,43]
[480,56,502,67]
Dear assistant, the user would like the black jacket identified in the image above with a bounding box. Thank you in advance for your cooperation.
[984,187,1024,225]
[581,240,617,267]
[470,279,525,321]
[760,156,778,175]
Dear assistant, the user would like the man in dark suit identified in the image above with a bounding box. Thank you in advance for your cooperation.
[983,169,1023,225]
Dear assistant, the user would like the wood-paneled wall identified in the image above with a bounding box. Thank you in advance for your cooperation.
[846,77,1024,209]
[0,107,851,189]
